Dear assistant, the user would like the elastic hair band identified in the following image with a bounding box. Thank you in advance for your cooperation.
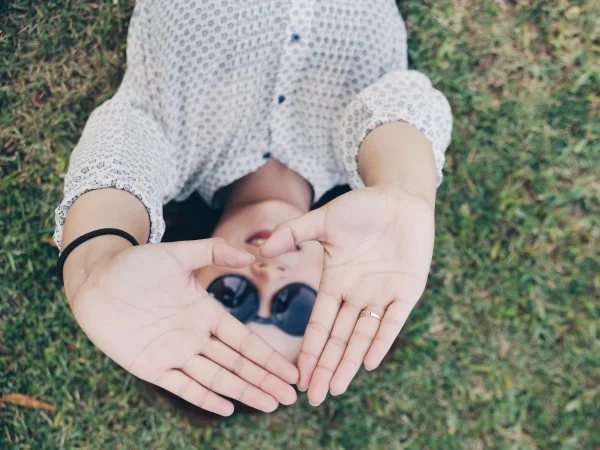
[56,228,139,285]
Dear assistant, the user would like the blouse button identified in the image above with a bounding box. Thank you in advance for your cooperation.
[278,95,286,104]
[291,33,301,42]
[263,152,272,159]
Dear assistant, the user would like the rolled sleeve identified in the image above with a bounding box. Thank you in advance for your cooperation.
[52,93,176,250]
[336,70,453,189]
[53,5,176,250]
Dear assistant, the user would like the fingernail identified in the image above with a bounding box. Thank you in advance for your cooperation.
[247,254,255,263]
[308,400,321,407]
[262,400,279,413]
[278,387,297,405]
[297,386,307,392]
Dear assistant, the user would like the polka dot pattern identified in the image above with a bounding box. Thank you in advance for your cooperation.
[54,0,453,249]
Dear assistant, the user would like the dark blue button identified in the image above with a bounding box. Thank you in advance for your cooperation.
[263,152,271,159]
[291,33,301,42]
[278,95,286,104]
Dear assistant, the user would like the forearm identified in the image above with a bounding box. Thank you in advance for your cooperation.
[357,122,438,207]
[61,188,150,303]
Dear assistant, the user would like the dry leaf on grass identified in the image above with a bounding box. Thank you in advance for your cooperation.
[0,393,56,411]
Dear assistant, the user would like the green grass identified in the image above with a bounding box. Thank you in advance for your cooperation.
[1,0,599,448]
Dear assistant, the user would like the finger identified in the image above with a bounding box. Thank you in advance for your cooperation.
[211,309,299,384]
[201,336,297,405]
[305,303,360,406]
[182,355,279,413]
[329,305,385,396]
[296,284,342,392]
[364,299,413,371]
[162,237,254,271]
[258,207,327,258]
[155,369,234,416]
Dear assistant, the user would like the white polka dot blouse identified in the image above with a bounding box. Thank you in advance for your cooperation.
[54,0,453,249]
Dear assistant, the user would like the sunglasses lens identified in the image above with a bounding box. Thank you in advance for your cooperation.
[272,284,317,336]
[207,275,257,322]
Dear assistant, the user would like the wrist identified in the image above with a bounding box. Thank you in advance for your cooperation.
[371,183,436,212]
[358,122,437,206]
[59,188,151,303]
[62,235,133,305]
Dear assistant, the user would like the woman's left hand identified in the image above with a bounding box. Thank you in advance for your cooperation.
[259,185,434,406]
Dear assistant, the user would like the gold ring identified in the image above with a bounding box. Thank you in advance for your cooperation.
[359,309,382,321]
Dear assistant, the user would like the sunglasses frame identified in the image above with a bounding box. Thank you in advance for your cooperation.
[206,273,317,336]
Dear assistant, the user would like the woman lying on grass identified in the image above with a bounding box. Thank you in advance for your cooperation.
[55,0,452,416]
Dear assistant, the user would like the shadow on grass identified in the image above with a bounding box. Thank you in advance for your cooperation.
[137,380,266,426]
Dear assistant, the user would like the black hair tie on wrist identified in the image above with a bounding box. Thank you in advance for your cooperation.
[56,228,139,285]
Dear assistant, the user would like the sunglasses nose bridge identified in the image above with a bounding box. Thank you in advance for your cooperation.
[251,260,288,278]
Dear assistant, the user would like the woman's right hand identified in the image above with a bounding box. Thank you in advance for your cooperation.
[63,236,299,416]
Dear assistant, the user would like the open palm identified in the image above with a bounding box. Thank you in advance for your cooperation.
[70,238,299,415]
[259,186,435,406]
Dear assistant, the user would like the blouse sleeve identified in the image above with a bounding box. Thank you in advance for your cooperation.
[335,69,453,190]
[53,5,177,250]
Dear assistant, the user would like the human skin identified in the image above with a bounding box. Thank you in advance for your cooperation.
[61,121,435,413]
[258,121,437,406]
[60,185,303,416]
[59,158,320,415]
[194,159,324,362]
[195,201,324,362]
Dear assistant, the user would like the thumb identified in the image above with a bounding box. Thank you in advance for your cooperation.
[259,206,327,258]
[160,238,254,271]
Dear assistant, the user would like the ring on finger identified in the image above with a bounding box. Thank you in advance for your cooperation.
[359,309,382,321]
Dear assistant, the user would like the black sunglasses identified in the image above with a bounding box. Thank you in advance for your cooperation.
[207,274,317,336]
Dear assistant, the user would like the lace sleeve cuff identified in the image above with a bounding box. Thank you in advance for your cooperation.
[52,96,174,251]
[336,70,453,189]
